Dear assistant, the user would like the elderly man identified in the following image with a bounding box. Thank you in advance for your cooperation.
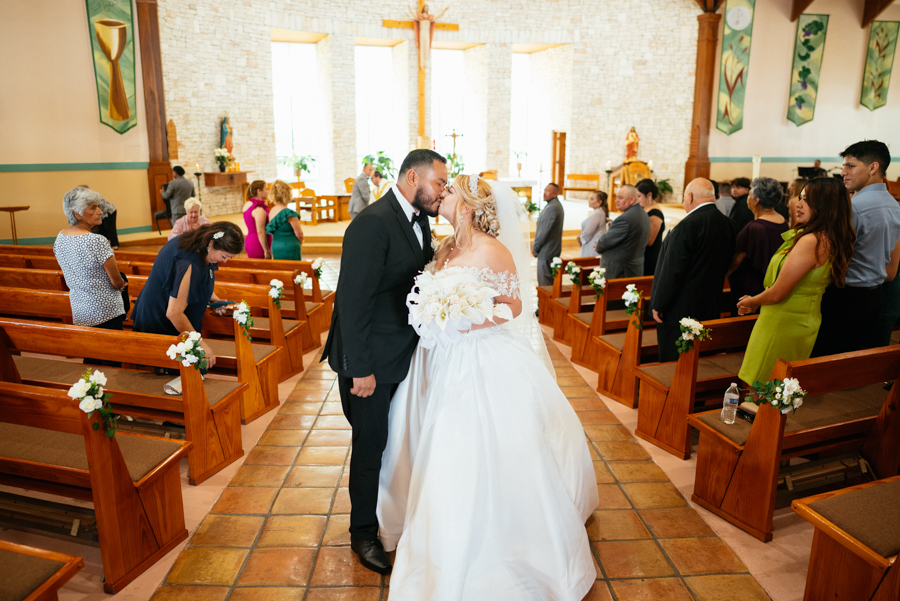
[727,177,753,235]
[651,178,736,362]
[349,163,375,220]
[532,183,565,286]
[594,185,650,279]
[160,166,195,222]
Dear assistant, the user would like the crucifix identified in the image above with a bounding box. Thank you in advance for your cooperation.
[383,1,459,149]
[445,129,462,154]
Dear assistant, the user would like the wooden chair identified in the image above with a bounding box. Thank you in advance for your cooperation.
[297,188,319,226]
[594,295,659,407]
[0,541,83,601]
[562,174,600,199]
[478,170,498,180]
[0,382,191,593]
[314,195,338,223]
[792,475,900,600]
[344,177,355,193]
[688,346,900,542]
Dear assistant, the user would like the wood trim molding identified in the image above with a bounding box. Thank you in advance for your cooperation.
[863,0,897,28]
[684,12,721,187]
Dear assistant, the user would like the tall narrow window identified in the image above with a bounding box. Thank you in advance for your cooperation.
[355,45,404,179]
[431,49,468,165]
[510,53,533,178]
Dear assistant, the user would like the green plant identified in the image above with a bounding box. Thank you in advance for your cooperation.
[281,154,316,177]
[654,178,673,200]
[513,150,528,161]
[524,199,539,214]
[447,152,465,178]
[363,151,396,178]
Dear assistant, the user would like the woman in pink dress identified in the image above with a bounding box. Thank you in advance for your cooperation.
[242,180,271,259]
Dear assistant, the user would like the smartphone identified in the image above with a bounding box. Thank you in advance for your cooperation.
[208,301,236,309]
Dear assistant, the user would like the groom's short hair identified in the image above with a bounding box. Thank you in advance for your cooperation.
[398,149,447,180]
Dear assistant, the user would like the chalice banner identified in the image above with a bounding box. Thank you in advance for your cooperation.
[860,21,900,111]
[716,0,755,136]
[787,15,829,126]
[85,0,137,134]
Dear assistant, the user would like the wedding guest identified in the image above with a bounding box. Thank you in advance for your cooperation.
[161,166,195,222]
[813,140,900,356]
[266,179,304,260]
[132,222,243,370]
[812,159,828,178]
[727,177,790,308]
[242,180,271,259]
[372,171,391,200]
[738,177,855,384]
[715,182,735,217]
[349,163,374,219]
[786,178,808,228]
[577,190,608,257]
[594,185,650,279]
[167,197,211,240]
[651,179,735,362]
[728,177,753,234]
[636,179,666,276]
[55,186,127,366]
[532,183,565,285]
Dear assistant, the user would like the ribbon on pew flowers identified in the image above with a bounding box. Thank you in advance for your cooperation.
[233,301,253,341]
[588,267,606,298]
[167,331,209,370]
[269,279,285,309]
[550,257,563,279]
[565,261,581,286]
[311,258,325,279]
[676,317,711,355]
[744,378,807,414]
[622,284,643,330]
[70,369,119,438]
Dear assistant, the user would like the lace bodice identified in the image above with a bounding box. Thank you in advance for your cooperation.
[425,260,521,299]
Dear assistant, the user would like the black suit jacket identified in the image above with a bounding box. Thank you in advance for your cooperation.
[321,189,434,383]
[728,193,753,236]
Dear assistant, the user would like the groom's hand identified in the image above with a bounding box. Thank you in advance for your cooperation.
[351,374,377,398]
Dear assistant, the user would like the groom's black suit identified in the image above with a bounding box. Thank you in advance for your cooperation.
[322,188,433,541]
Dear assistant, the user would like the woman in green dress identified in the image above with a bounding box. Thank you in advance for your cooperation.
[737,178,855,385]
[266,180,304,260]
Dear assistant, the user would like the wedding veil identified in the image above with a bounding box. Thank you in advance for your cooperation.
[487,180,557,379]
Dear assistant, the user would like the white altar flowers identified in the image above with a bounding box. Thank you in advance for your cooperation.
[167,331,208,370]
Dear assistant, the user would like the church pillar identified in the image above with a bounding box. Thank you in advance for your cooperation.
[317,34,357,193]
[484,44,512,177]
[683,13,721,187]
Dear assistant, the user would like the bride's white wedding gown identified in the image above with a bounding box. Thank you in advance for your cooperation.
[378,262,599,601]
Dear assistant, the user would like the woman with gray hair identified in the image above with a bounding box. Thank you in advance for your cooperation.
[54,186,128,364]
[726,176,789,310]
[167,197,211,240]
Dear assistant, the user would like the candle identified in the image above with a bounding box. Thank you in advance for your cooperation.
[648,160,653,169]
[606,160,611,169]
[195,163,200,173]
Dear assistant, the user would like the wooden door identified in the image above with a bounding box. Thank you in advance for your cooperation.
[551,131,566,188]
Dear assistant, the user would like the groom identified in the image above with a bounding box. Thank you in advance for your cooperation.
[322,149,447,573]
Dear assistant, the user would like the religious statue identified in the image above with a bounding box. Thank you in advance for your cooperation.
[220,115,234,156]
[625,127,639,162]
[407,3,448,70]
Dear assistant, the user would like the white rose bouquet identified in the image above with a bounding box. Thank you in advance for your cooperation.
[166,331,208,370]
[550,257,563,279]
[588,267,606,298]
[214,147,231,166]
[565,261,582,286]
[744,377,807,414]
[294,272,310,289]
[676,317,711,355]
[406,267,514,348]
[269,279,284,309]
[622,284,643,330]
[233,301,253,341]
[311,258,325,279]
[69,369,118,438]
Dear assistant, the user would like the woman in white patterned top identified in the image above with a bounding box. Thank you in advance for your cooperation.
[54,187,128,364]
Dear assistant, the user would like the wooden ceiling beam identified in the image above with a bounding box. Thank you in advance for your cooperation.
[791,0,816,21]
[863,0,897,28]
[694,0,723,13]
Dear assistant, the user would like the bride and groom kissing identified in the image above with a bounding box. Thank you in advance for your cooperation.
[322,149,600,600]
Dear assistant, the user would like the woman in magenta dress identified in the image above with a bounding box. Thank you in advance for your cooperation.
[242,180,271,259]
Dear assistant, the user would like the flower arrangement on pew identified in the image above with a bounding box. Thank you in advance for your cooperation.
[70,369,118,438]
[744,377,807,414]
[311,258,325,279]
[294,272,310,290]
[550,257,563,279]
[269,279,284,309]
[565,261,581,286]
[676,317,711,355]
[588,267,606,298]
[167,331,208,370]
[233,301,253,341]
[622,284,643,330]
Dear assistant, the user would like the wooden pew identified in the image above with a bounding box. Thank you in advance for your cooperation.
[634,315,757,459]
[0,266,67,291]
[0,286,282,426]
[0,541,83,601]
[544,257,600,340]
[688,346,900,542]
[0,382,191,593]
[791,475,900,600]
[0,318,245,486]
[0,244,53,255]
[537,267,573,325]
[594,295,659,407]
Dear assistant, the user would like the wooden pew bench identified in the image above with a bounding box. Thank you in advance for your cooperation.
[634,315,757,458]
[536,268,573,325]
[595,295,659,407]
[0,383,191,593]
[0,318,245,486]
[0,541,83,601]
[544,257,601,341]
[792,475,900,600]
[0,267,66,292]
[687,346,900,542]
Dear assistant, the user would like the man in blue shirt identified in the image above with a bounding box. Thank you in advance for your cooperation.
[812,140,900,356]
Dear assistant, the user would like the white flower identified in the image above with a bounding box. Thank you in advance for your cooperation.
[187,354,199,364]
[188,331,201,342]
[775,386,782,393]
[294,273,308,287]
[236,313,247,325]
[182,359,192,367]
[175,341,187,355]
[551,257,562,267]
[682,332,692,340]
[312,258,324,270]
[269,288,279,299]
[79,395,101,413]
[68,379,91,399]
[771,399,779,407]
[448,294,460,306]
[448,305,462,319]
[270,279,284,289]
[166,344,178,360]
[89,371,107,386]
[792,398,803,409]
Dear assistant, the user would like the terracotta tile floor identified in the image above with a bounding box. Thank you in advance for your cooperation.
[149,340,771,601]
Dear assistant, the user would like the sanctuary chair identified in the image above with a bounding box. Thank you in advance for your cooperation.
[297,188,319,226]
[344,177,354,193]
[562,173,600,199]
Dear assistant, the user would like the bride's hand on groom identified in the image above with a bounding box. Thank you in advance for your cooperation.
[351,374,377,398]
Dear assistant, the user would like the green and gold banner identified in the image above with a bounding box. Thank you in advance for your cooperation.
[787,15,829,126]
[861,21,900,111]
[716,0,756,136]
[86,0,137,134]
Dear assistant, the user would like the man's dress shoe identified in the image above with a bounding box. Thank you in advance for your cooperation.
[351,539,392,574]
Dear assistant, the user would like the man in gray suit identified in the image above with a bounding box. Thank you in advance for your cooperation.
[160,166,195,222]
[532,183,565,286]
[595,185,650,279]
[349,163,374,220]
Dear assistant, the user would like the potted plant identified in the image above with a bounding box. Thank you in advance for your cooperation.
[654,178,673,201]
[513,150,527,177]
[281,153,316,180]
[362,151,396,178]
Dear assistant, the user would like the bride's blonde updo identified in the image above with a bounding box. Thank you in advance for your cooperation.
[452,174,500,238]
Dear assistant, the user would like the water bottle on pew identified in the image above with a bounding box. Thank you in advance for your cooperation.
[721,383,740,425]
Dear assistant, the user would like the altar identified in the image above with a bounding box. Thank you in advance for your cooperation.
[498,178,538,200]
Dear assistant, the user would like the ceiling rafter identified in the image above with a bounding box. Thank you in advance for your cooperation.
[791,0,815,21]
[863,0,897,27]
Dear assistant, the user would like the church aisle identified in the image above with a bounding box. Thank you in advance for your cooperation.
[148,341,771,601]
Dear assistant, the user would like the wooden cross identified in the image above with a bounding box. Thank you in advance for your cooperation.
[383,1,459,147]
[445,129,462,153]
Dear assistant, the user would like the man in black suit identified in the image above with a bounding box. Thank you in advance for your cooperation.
[727,177,753,235]
[321,149,447,573]
[651,178,736,362]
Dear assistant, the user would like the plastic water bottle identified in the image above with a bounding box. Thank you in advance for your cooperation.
[721,383,740,425]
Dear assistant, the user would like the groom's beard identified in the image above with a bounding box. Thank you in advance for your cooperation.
[412,185,441,217]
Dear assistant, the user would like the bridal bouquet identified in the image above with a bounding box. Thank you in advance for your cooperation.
[407,267,513,348]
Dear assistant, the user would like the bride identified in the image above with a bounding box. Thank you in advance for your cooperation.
[378,174,599,600]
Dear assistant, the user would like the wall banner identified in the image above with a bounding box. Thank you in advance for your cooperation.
[716,0,756,136]
[85,0,137,134]
[786,14,829,127]
[861,21,900,111]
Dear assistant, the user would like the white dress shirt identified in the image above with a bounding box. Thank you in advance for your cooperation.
[392,184,423,248]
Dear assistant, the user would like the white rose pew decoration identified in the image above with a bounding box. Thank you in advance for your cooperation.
[676,317,711,355]
[269,279,285,309]
[550,257,563,279]
[294,272,310,289]
[70,368,119,438]
[744,377,808,414]
[311,258,325,279]
[167,331,208,370]
[622,284,643,330]
[565,261,581,286]
[588,267,606,297]
[233,301,254,341]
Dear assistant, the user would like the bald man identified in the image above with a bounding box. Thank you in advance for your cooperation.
[594,185,651,279]
[651,179,736,362]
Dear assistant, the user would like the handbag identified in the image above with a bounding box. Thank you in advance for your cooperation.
[119,272,130,316]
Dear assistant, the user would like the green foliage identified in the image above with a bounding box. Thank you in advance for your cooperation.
[513,150,528,160]
[654,178,673,199]
[281,154,316,176]
[447,152,465,178]
[362,151,397,178]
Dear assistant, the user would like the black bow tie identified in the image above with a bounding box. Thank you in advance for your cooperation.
[410,212,429,226]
